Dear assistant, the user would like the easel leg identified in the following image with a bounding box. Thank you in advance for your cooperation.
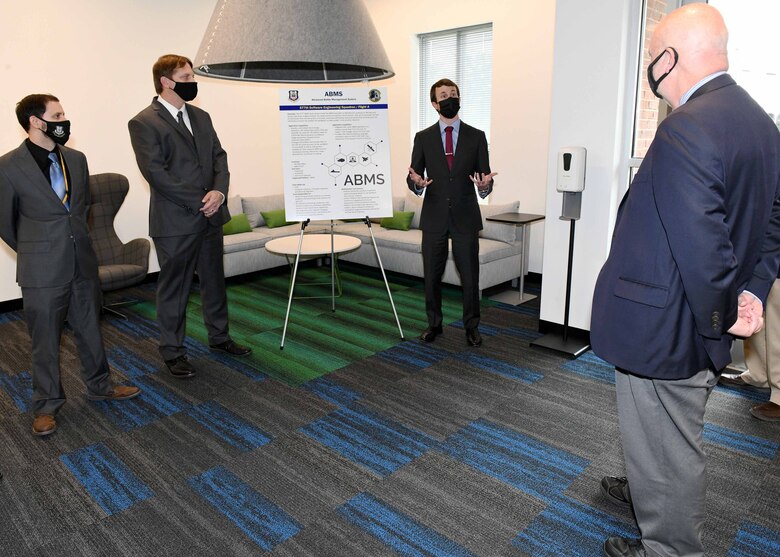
[365,217,404,340]
[281,219,310,349]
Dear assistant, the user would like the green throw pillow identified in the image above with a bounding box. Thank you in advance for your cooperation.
[260,209,291,228]
[380,210,415,231]
[222,212,252,235]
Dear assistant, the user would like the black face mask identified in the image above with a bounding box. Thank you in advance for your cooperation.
[42,119,71,145]
[437,96,460,119]
[173,81,198,102]
[647,47,678,99]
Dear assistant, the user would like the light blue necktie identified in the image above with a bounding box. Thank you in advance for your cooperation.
[48,152,69,209]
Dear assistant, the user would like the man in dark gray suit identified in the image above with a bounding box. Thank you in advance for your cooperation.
[128,55,250,379]
[407,78,496,347]
[0,94,140,437]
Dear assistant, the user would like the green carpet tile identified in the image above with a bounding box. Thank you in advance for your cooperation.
[126,264,490,386]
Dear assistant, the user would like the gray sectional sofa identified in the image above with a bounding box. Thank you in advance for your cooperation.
[223,193,524,296]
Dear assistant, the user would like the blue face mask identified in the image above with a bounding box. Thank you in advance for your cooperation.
[647,47,679,99]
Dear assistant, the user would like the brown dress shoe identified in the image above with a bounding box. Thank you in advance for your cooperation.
[750,401,780,422]
[86,385,142,401]
[32,414,57,437]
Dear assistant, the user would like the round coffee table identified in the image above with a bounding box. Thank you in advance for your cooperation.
[265,233,362,298]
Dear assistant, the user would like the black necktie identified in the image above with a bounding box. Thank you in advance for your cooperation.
[177,111,192,136]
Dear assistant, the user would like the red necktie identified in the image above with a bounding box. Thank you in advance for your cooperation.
[445,126,454,170]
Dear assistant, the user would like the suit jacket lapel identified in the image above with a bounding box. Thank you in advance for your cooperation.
[60,147,82,205]
[11,144,66,209]
[153,100,198,155]
[426,124,449,174]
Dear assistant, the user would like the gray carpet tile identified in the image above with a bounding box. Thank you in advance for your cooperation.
[1,274,779,556]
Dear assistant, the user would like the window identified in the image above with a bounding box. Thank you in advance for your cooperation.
[416,24,493,141]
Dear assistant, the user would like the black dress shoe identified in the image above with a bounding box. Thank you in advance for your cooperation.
[600,476,632,507]
[165,355,196,378]
[209,340,252,357]
[604,537,646,557]
[419,326,443,342]
[465,328,482,347]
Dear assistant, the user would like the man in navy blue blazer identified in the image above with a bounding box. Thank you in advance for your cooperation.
[591,5,780,556]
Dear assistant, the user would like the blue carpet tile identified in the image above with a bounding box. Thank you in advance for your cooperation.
[60,442,154,516]
[493,302,541,317]
[186,400,271,452]
[0,369,32,412]
[728,521,780,557]
[561,351,616,384]
[111,313,159,342]
[188,465,302,551]
[448,322,501,338]
[439,419,589,504]
[0,310,23,325]
[303,377,363,408]
[92,376,189,432]
[377,341,451,370]
[703,423,778,460]
[339,492,477,557]
[210,351,268,381]
[107,346,159,378]
[513,497,637,557]
[461,352,543,383]
[716,383,771,404]
[300,405,437,477]
[502,326,544,341]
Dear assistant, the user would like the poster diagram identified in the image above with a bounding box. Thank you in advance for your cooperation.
[279,87,393,221]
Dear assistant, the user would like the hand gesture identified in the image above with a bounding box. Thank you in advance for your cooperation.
[409,167,432,188]
[470,171,497,191]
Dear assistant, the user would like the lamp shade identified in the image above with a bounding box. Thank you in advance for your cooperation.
[193,0,394,83]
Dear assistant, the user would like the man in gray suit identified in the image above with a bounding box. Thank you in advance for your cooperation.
[128,55,250,379]
[0,94,141,436]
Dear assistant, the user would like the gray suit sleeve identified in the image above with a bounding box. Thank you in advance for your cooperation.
[0,168,18,251]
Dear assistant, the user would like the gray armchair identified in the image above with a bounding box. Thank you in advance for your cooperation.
[87,173,150,318]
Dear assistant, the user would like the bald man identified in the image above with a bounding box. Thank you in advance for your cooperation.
[591,5,780,556]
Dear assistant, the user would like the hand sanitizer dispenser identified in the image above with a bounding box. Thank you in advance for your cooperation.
[557,147,586,220]
[557,147,586,192]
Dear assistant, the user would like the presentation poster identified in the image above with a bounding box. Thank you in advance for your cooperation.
[279,87,393,221]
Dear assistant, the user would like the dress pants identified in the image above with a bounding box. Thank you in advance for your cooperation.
[616,367,718,557]
[153,224,229,361]
[421,219,480,330]
[743,278,780,405]
[22,266,112,415]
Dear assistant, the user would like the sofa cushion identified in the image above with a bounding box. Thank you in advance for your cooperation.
[403,192,424,229]
[479,201,521,243]
[371,228,423,253]
[261,209,291,228]
[223,213,252,235]
[242,194,285,228]
[380,211,414,231]
[223,230,272,254]
[478,237,522,264]
[227,194,243,217]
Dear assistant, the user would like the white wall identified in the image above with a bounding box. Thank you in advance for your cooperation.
[0,0,556,303]
[540,0,641,331]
